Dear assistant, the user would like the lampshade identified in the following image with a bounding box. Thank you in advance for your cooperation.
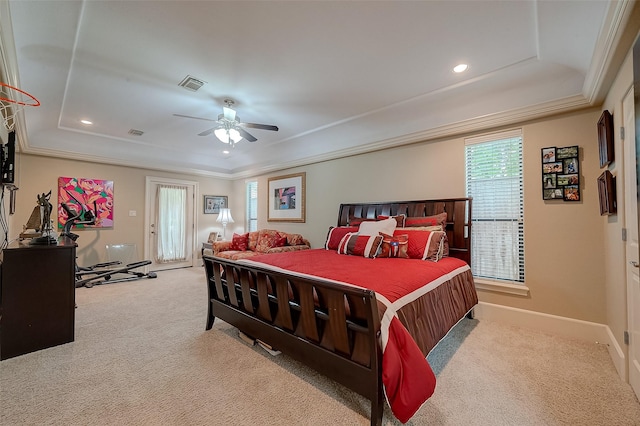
[216,208,234,224]
[214,128,242,144]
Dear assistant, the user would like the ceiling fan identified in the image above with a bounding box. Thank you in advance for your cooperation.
[174,99,278,147]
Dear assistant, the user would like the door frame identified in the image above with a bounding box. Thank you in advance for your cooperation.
[625,83,640,400]
[144,176,199,270]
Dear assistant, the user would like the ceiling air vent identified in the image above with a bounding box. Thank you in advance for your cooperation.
[178,75,206,92]
[128,129,144,136]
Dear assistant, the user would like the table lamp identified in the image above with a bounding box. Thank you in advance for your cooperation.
[216,208,234,240]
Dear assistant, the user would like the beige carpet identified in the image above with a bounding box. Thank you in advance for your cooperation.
[1,267,639,425]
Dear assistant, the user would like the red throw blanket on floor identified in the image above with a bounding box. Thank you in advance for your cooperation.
[242,249,471,423]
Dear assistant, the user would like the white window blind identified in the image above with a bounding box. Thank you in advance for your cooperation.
[246,181,258,232]
[465,130,524,283]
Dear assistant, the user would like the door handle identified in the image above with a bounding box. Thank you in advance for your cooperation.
[630,261,640,268]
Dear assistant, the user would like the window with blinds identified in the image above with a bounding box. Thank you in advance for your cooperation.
[246,181,258,232]
[465,129,524,283]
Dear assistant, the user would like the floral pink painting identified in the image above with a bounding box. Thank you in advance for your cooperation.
[58,176,114,229]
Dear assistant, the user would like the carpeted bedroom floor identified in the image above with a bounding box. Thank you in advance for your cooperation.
[1,267,639,425]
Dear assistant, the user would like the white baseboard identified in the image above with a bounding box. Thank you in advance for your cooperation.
[473,301,627,381]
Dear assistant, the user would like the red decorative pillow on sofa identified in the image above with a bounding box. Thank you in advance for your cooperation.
[275,234,288,248]
[230,232,249,251]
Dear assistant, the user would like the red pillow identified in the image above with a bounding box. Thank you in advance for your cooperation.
[337,232,383,258]
[394,229,447,261]
[230,232,249,251]
[377,214,406,227]
[275,233,288,247]
[404,212,447,228]
[325,226,359,250]
[348,217,377,226]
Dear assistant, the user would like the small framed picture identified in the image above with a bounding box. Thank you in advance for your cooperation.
[542,162,563,173]
[203,195,228,214]
[564,185,580,201]
[542,147,556,163]
[543,174,556,189]
[556,146,578,159]
[543,188,563,200]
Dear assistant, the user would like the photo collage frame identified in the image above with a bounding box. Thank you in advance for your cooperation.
[541,145,580,201]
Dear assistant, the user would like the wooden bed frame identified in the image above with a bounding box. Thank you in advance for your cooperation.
[203,198,473,425]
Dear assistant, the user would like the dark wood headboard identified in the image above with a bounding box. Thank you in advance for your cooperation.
[337,198,472,264]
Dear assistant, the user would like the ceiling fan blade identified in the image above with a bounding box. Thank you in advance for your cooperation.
[237,127,258,142]
[223,106,236,121]
[173,113,218,123]
[198,127,217,136]
[240,122,279,132]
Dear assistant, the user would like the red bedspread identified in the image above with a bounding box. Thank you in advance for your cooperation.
[240,249,472,423]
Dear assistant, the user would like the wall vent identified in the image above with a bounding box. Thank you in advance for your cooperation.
[128,129,144,136]
[178,75,206,92]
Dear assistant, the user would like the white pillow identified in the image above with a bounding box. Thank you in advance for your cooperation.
[358,217,397,237]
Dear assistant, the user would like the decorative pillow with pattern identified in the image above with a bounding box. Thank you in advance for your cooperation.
[377,214,406,228]
[256,229,288,253]
[229,232,249,251]
[247,231,260,251]
[404,212,448,229]
[287,233,306,246]
[378,232,409,258]
[337,232,383,258]
[325,226,359,250]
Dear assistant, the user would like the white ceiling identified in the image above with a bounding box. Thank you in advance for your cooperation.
[0,0,634,179]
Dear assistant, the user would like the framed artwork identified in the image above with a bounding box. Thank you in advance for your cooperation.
[58,176,114,229]
[204,195,227,214]
[597,170,617,215]
[598,110,614,168]
[267,172,306,222]
[541,146,580,201]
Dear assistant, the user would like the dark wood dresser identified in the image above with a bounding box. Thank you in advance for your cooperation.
[0,238,76,360]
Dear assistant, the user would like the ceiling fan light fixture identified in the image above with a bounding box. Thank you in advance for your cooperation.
[214,127,242,145]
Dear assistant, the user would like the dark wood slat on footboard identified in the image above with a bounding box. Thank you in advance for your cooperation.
[203,256,385,425]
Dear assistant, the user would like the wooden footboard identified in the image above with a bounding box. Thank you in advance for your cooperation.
[203,255,385,426]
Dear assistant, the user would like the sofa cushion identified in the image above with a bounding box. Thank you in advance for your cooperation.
[216,250,262,261]
[287,233,306,246]
[247,231,260,251]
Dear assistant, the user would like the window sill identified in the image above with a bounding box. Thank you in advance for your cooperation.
[474,278,530,297]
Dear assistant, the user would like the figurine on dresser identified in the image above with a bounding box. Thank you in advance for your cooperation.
[27,191,57,245]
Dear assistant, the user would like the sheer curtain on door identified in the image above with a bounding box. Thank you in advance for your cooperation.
[155,184,187,263]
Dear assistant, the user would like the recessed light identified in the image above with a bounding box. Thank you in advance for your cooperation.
[80,119,93,125]
[453,64,468,73]
[222,150,230,155]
